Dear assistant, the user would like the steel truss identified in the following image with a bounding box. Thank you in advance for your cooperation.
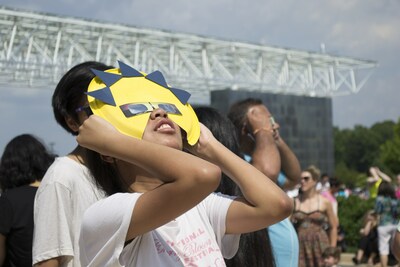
[0,6,377,103]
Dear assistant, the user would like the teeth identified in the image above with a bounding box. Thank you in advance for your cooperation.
[158,124,172,130]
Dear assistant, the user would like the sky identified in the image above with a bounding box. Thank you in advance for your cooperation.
[0,0,399,155]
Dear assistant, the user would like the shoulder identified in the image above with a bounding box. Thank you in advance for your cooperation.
[38,156,93,189]
[320,195,332,207]
[81,193,141,240]
[84,193,141,219]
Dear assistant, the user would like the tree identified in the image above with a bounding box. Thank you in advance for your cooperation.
[380,118,400,174]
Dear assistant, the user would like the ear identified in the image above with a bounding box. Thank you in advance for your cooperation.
[100,154,115,163]
[65,115,80,133]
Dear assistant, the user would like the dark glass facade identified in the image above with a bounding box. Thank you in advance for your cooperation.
[208,89,334,176]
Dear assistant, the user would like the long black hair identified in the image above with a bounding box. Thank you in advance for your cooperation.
[0,134,56,191]
[195,106,275,267]
[52,61,127,195]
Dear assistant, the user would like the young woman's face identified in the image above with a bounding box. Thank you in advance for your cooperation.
[300,171,316,192]
[141,108,183,150]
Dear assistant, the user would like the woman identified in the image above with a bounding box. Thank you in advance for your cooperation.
[375,181,399,267]
[0,134,56,267]
[291,165,338,267]
[77,64,293,266]
[195,106,275,267]
[352,210,379,265]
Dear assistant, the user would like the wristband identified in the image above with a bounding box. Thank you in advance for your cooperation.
[253,127,270,135]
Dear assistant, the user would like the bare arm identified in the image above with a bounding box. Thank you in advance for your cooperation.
[187,124,293,234]
[0,234,5,267]
[323,198,338,247]
[361,220,373,236]
[77,116,221,240]
[34,258,63,267]
[368,167,381,182]
[246,105,280,181]
[392,228,400,261]
[376,168,392,182]
[275,137,301,190]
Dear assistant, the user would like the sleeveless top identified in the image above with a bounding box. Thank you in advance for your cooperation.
[291,195,330,267]
[292,195,329,231]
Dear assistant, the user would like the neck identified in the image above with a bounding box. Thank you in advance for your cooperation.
[68,145,87,165]
[302,187,317,199]
[130,177,164,193]
[115,160,163,193]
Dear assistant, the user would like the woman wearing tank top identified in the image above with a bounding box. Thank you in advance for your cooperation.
[291,165,338,267]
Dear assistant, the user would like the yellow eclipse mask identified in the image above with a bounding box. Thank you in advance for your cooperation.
[86,61,200,145]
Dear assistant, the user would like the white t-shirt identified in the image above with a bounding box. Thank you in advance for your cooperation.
[79,192,240,267]
[33,156,105,267]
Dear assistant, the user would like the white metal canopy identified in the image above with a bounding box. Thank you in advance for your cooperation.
[0,6,377,104]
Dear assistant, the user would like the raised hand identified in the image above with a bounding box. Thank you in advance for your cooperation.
[184,123,217,161]
[76,115,120,155]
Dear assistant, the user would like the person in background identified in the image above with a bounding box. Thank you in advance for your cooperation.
[391,220,400,261]
[374,181,399,267]
[321,177,340,217]
[317,173,330,193]
[291,165,338,267]
[394,174,400,199]
[0,134,56,267]
[228,98,301,267]
[195,106,275,267]
[32,61,113,267]
[352,210,379,265]
[367,166,392,199]
[322,247,341,267]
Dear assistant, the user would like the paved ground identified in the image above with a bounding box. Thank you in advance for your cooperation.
[340,253,356,266]
[340,253,399,267]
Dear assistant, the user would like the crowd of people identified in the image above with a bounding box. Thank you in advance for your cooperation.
[0,60,399,267]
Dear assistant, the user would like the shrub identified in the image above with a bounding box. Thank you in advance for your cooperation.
[337,195,375,251]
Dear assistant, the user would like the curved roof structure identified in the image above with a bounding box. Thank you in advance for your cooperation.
[0,6,377,104]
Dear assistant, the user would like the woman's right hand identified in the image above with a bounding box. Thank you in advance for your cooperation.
[246,105,273,134]
[76,115,120,155]
[184,123,217,161]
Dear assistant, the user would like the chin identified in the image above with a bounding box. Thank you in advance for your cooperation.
[160,140,183,150]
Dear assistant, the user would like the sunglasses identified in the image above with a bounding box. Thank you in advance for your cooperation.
[301,176,312,182]
[75,106,93,116]
[120,102,181,118]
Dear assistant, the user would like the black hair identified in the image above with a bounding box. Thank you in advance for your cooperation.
[329,177,340,188]
[195,106,242,195]
[51,61,128,195]
[52,61,114,136]
[195,106,275,267]
[0,134,56,190]
[377,181,396,199]
[86,150,129,196]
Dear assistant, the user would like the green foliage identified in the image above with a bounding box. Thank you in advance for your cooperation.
[334,162,365,189]
[334,118,399,177]
[379,118,400,174]
[334,117,400,253]
[338,195,375,250]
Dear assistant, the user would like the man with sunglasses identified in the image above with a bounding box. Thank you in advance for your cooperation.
[228,98,301,267]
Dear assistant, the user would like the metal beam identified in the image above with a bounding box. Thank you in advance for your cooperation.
[0,6,378,103]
